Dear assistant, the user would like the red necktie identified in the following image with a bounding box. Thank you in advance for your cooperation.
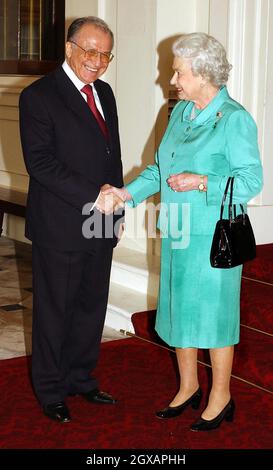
[81,84,108,140]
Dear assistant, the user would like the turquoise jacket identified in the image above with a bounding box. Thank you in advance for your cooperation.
[127,86,263,238]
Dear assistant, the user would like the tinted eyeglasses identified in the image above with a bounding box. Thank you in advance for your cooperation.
[70,40,114,64]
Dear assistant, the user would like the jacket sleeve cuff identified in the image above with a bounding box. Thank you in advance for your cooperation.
[206,174,226,205]
[125,179,159,208]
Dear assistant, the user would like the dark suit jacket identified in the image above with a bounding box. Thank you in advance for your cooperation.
[19,66,124,251]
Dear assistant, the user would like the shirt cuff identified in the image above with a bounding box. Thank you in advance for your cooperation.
[91,191,101,211]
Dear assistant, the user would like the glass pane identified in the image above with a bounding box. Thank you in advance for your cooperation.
[0,0,19,60]
[20,0,41,60]
[0,0,64,74]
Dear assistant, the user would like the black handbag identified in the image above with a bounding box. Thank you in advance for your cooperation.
[210,177,256,268]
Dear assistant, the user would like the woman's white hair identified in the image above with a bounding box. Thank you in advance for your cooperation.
[172,32,232,87]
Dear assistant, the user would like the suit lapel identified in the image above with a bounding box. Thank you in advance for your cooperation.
[53,67,106,138]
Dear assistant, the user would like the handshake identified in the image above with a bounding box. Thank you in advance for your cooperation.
[95,184,132,215]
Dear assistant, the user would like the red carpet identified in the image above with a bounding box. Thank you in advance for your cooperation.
[243,243,273,284]
[0,244,272,449]
[240,279,273,333]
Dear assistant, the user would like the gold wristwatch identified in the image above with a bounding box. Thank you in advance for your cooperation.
[198,175,207,192]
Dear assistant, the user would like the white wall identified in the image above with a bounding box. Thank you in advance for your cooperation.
[113,0,157,252]
[65,0,98,20]
[0,0,272,246]
[65,0,98,38]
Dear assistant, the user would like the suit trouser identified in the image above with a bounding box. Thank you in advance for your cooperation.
[31,240,113,406]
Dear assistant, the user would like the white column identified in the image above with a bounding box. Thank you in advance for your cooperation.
[225,0,273,242]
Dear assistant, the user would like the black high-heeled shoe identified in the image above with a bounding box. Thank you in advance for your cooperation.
[156,387,202,419]
[190,398,235,431]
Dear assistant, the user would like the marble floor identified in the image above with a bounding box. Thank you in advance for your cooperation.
[0,237,126,360]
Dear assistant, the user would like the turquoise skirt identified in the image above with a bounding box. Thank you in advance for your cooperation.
[155,235,242,348]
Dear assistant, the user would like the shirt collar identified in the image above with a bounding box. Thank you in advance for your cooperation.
[182,86,229,125]
[62,61,96,93]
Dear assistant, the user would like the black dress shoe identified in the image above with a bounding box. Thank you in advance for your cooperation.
[80,388,117,405]
[43,401,71,423]
[190,398,235,431]
[156,387,202,419]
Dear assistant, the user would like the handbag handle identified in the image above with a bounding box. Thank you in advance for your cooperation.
[220,177,231,220]
[220,176,245,224]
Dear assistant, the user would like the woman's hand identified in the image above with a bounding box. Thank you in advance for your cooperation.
[167,172,207,192]
[101,185,132,202]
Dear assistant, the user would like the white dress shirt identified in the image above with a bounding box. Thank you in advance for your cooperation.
[62,61,105,118]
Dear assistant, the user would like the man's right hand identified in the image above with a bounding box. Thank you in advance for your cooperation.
[101,185,132,203]
[95,184,125,215]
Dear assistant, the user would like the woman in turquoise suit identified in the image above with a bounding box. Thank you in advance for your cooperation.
[103,33,263,431]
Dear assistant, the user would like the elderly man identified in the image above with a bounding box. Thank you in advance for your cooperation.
[19,16,124,422]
